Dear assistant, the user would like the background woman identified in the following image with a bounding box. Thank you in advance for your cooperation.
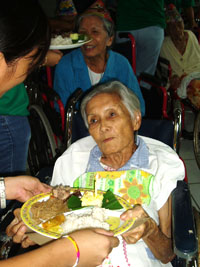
[160,4,200,109]
[53,0,145,116]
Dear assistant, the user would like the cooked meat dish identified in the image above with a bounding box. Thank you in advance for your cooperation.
[31,196,69,224]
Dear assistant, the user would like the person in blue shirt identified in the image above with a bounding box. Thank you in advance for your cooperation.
[53,0,145,116]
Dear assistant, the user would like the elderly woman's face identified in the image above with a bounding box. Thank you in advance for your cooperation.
[167,21,184,40]
[78,16,113,59]
[86,93,139,156]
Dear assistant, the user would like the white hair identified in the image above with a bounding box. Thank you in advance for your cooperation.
[80,80,141,128]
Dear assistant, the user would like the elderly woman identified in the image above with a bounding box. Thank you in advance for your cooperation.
[51,80,185,266]
[160,4,200,109]
[53,0,145,116]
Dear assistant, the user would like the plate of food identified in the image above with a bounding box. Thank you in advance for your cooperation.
[21,187,136,240]
[49,33,91,50]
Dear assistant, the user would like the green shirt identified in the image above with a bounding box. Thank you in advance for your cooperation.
[116,0,166,31]
[0,83,29,116]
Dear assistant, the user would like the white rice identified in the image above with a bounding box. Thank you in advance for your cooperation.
[61,207,109,234]
[51,35,72,46]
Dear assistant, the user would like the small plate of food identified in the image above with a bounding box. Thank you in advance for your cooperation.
[49,33,91,50]
[21,186,136,240]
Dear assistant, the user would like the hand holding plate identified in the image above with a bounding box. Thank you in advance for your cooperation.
[70,228,119,267]
[6,208,36,248]
[5,176,51,202]
[120,205,156,244]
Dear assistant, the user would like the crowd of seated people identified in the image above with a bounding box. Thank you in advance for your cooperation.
[1,0,200,266]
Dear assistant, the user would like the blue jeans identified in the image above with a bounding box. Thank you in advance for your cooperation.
[0,115,31,176]
[116,26,164,78]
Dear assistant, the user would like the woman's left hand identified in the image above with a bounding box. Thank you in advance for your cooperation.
[6,208,36,248]
[120,205,156,244]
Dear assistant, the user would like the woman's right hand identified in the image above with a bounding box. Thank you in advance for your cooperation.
[70,228,119,267]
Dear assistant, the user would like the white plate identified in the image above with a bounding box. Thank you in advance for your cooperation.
[21,189,136,239]
[50,36,91,50]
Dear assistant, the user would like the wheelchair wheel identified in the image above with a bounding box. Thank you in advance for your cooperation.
[28,104,57,176]
[193,110,200,169]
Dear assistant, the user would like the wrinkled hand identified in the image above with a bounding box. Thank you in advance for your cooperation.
[120,205,156,244]
[169,75,181,89]
[5,176,51,202]
[70,228,119,267]
[6,208,36,248]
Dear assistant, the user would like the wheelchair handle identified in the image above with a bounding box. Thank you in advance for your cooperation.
[64,88,83,149]
[66,88,83,108]
[173,99,182,115]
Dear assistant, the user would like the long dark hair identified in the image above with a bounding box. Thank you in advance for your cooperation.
[0,0,51,74]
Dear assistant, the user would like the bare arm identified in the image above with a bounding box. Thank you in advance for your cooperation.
[3,228,119,267]
[5,176,51,202]
[45,50,63,67]
[143,195,175,263]
[184,7,198,29]
[121,196,175,264]
[0,238,77,267]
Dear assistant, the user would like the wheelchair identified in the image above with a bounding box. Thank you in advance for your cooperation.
[24,69,83,176]
[59,101,198,267]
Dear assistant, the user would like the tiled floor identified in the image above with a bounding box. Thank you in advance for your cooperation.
[179,138,200,211]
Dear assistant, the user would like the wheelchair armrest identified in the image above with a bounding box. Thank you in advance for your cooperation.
[158,56,170,66]
[172,180,198,261]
